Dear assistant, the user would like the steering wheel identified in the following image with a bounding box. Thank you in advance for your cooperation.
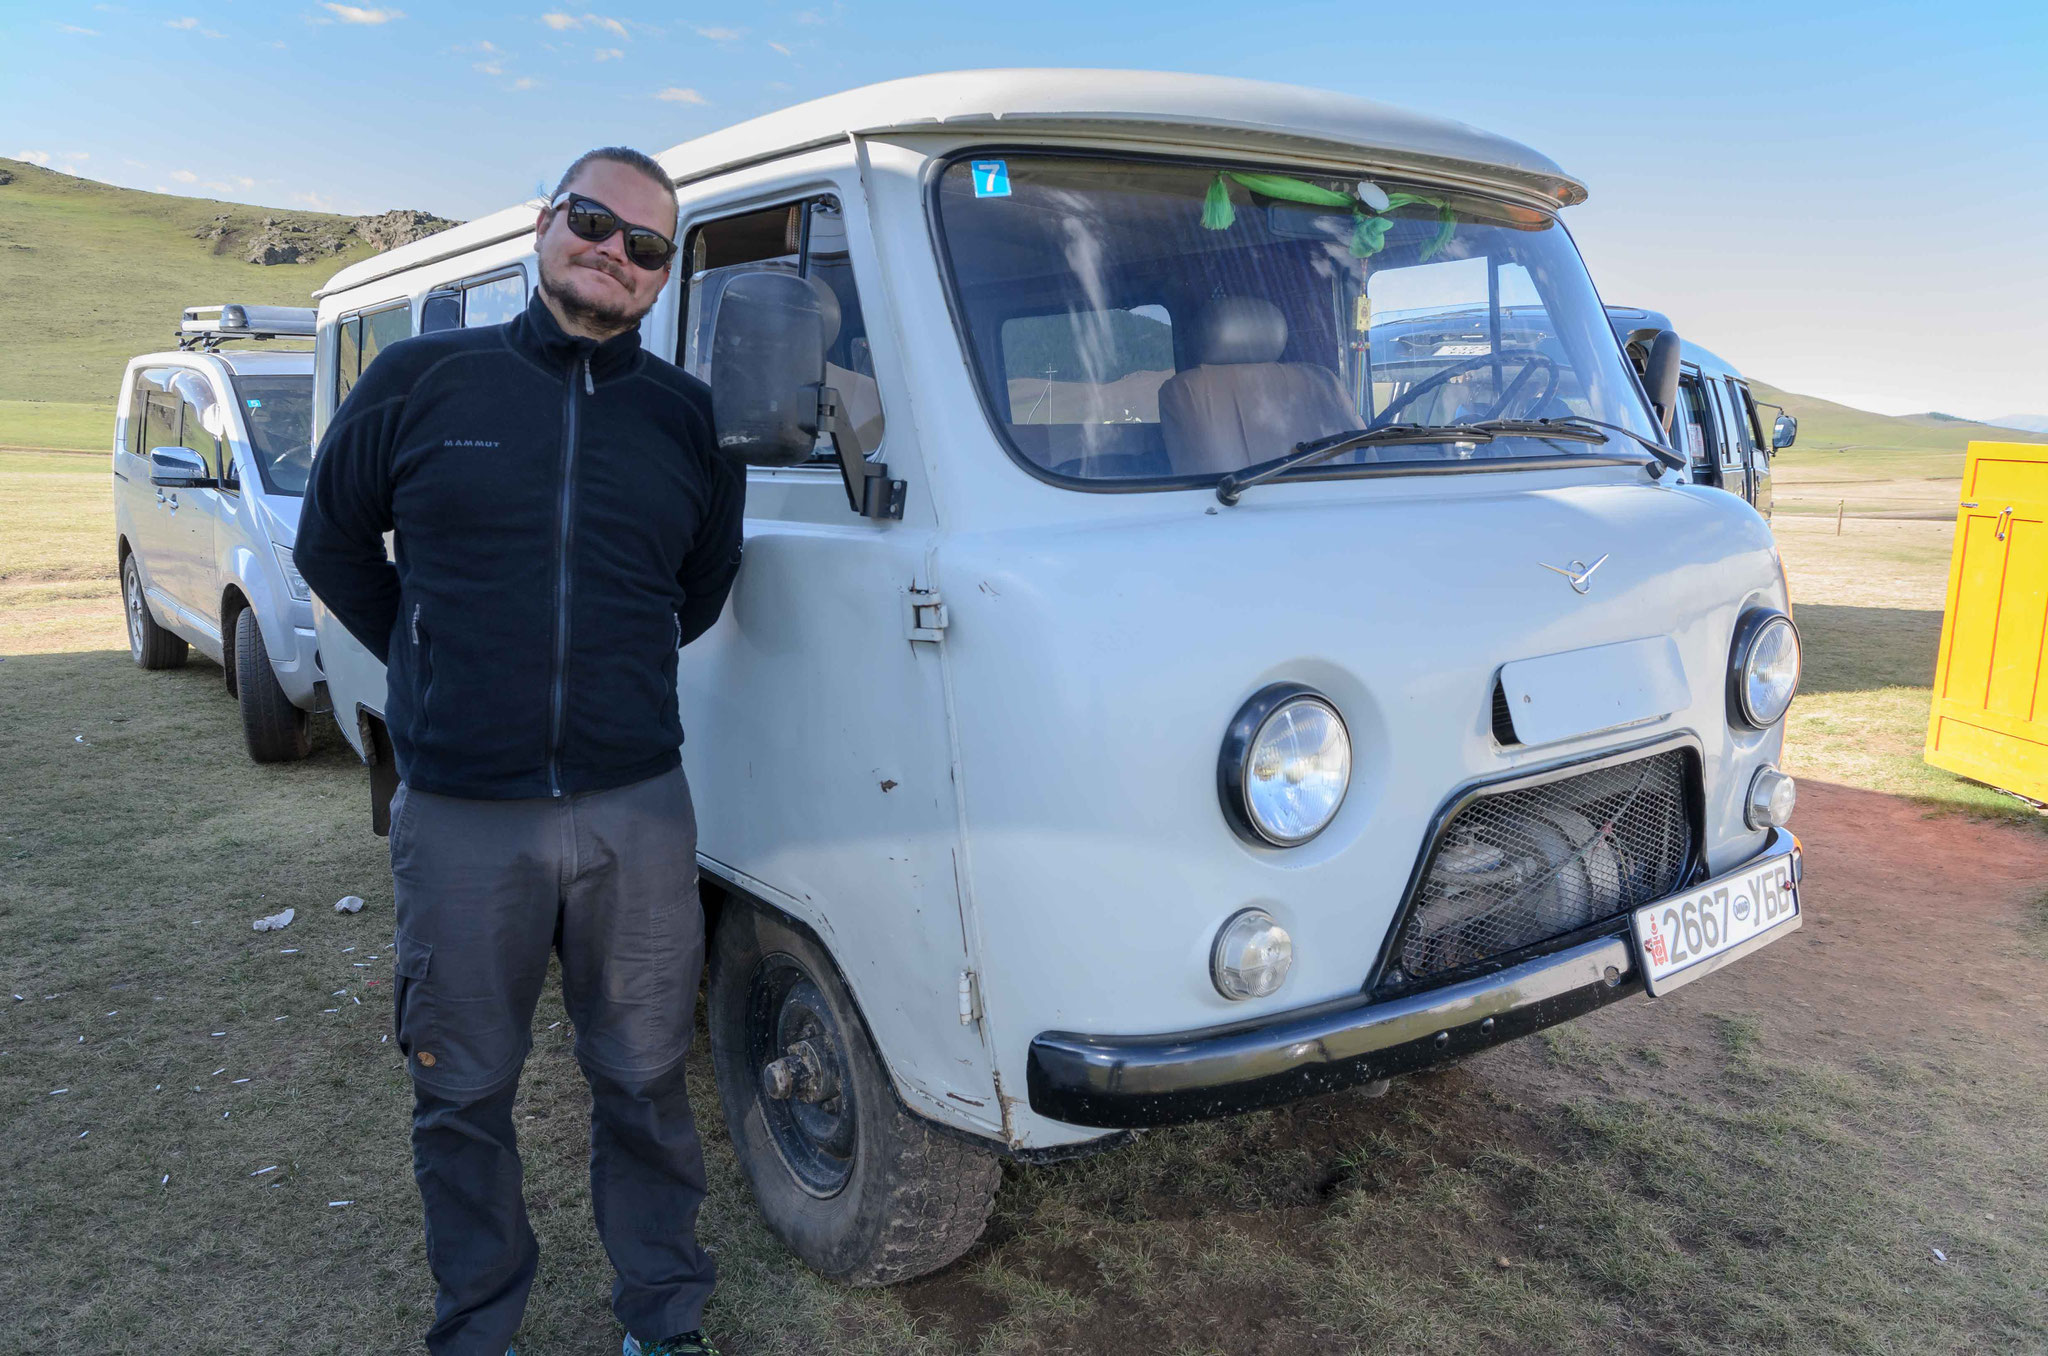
[1373,353,1560,428]
[270,443,312,476]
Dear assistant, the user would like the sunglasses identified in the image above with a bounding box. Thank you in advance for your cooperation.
[549,191,677,271]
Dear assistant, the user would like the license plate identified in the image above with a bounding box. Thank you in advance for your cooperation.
[1631,851,1800,995]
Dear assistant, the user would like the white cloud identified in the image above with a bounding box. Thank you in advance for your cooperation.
[170,169,198,182]
[585,14,627,39]
[508,76,539,91]
[540,12,579,29]
[15,150,52,166]
[594,47,623,60]
[475,60,504,74]
[323,4,403,23]
[696,25,741,40]
[59,151,89,163]
[235,175,255,189]
[767,40,792,55]
[202,27,223,37]
[123,157,149,168]
[793,8,823,22]
[59,24,99,35]
[472,39,499,52]
[294,190,339,212]
[166,16,198,28]
[655,87,706,104]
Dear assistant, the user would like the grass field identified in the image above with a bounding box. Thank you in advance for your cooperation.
[5,452,2046,1354]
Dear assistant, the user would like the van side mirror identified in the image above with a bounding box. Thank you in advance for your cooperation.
[1772,413,1798,449]
[1641,330,1682,435]
[149,445,215,489]
[709,270,905,520]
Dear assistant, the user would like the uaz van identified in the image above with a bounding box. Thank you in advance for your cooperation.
[310,71,1805,1284]
[113,305,325,761]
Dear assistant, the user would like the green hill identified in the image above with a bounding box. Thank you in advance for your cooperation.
[0,159,452,451]
[1750,379,2047,482]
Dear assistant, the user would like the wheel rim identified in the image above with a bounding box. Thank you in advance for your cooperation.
[747,954,858,1198]
[123,560,145,659]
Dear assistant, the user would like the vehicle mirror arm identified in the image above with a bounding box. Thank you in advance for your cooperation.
[819,386,904,522]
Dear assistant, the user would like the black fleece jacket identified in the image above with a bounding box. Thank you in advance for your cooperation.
[297,293,744,800]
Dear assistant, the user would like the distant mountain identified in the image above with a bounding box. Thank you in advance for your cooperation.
[1747,381,2048,456]
[1986,414,2048,434]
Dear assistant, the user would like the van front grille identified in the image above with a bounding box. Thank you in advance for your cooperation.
[1379,749,1694,992]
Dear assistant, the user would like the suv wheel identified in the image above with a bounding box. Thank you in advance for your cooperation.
[708,900,1001,1285]
[123,555,188,670]
[234,608,311,762]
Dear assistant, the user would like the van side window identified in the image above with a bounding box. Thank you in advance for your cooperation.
[169,370,226,475]
[140,374,181,458]
[1706,380,1742,472]
[335,303,413,406]
[1674,375,1711,476]
[463,272,526,328]
[1724,379,1761,459]
[681,197,884,460]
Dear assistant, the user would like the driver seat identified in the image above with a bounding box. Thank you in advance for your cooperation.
[1157,297,1362,476]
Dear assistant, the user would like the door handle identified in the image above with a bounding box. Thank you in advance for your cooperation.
[1996,506,2014,541]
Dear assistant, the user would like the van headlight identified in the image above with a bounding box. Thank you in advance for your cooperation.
[1219,684,1351,846]
[1729,611,1800,728]
[273,544,311,602]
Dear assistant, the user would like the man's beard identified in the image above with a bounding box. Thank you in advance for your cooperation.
[538,253,649,332]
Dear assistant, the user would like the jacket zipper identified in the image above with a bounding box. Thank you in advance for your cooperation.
[546,354,589,796]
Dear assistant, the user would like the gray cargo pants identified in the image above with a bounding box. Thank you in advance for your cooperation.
[389,766,715,1355]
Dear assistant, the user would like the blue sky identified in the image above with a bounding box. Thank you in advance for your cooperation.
[5,0,2045,418]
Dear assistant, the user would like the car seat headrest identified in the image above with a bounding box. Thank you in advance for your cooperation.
[1196,296,1287,365]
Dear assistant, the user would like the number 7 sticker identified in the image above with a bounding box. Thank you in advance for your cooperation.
[971,159,1011,198]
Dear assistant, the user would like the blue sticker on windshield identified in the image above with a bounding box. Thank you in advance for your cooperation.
[246,398,262,407]
[970,160,1010,198]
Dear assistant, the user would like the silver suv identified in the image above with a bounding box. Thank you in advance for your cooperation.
[114,305,324,761]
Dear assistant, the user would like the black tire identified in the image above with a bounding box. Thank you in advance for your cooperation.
[122,553,188,670]
[234,607,312,762]
[708,901,1001,1285]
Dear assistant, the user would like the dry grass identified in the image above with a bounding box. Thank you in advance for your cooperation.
[6,451,2047,1353]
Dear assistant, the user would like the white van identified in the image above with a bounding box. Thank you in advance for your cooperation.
[311,70,1804,1284]
[114,305,325,761]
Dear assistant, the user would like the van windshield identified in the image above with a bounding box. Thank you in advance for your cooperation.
[932,153,1659,488]
[230,375,314,496]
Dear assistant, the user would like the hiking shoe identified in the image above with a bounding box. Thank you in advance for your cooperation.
[624,1334,719,1356]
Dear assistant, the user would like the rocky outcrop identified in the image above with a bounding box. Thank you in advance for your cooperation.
[198,206,460,265]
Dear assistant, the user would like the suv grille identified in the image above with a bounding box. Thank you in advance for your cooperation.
[1380,749,1694,992]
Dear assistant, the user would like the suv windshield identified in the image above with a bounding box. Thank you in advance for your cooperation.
[933,153,1658,487]
[231,375,314,496]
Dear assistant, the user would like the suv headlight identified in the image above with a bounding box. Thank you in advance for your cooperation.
[1219,684,1351,846]
[1729,610,1799,728]
[273,543,311,602]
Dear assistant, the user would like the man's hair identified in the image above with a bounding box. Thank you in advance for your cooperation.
[548,146,672,205]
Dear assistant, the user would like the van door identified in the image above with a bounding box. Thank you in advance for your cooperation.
[1674,370,1718,489]
[119,367,175,608]
[1704,377,1750,503]
[671,189,1001,1127]
[1727,378,1773,518]
[154,368,229,639]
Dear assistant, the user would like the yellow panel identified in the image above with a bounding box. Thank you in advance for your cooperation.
[1926,442,2048,802]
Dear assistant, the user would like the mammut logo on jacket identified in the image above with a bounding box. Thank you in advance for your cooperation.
[444,438,501,449]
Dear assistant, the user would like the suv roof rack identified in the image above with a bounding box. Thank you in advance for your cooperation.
[178,303,317,351]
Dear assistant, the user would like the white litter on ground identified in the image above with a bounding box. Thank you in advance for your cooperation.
[274,1016,287,1021]
[352,963,368,968]
[328,1200,354,1207]
[232,1078,250,1084]
[212,1068,226,1076]
[161,1174,170,1187]
[251,907,295,933]
[211,1032,226,1037]
[342,947,356,953]
[335,895,366,914]
[105,1011,117,1017]
[279,948,299,955]
[323,1008,339,1014]
[381,1035,389,1044]
[78,1130,88,1138]
[353,997,361,1005]
[548,1022,561,1030]
[49,1089,68,1095]
[251,1166,278,1176]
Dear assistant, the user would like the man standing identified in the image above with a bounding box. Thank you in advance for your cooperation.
[297,147,742,1356]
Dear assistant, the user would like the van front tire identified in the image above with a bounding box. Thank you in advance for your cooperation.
[707,899,1001,1285]
[123,555,188,670]
[234,608,311,762]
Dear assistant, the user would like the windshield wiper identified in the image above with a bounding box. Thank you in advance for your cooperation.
[1214,416,1683,505]
[1217,421,1597,506]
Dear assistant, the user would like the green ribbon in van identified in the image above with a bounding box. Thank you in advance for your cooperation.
[1201,171,1455,260]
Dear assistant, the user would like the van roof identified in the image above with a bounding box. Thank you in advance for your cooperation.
[318,69,1582,301]
[129,348,313,378]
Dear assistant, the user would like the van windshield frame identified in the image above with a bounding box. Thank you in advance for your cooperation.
[926,146,1662,495]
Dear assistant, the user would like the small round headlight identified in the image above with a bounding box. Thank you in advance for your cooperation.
[1220,685,1351,847]
[1212,908,1293,1000]
[1746,765,1797,829]
[1731,612,1800,728]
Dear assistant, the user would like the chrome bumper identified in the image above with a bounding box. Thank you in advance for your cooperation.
[1026,829,1798,1129]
